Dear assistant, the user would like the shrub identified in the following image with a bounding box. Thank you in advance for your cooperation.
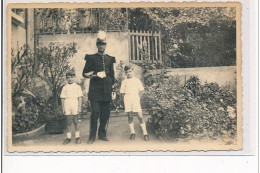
[36,42,78,118]
[12,92,44,134]
[143,75,237,140]
[11,46,46,134]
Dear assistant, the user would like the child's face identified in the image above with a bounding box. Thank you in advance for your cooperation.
[67,75,75,84]
[125,69,134,78]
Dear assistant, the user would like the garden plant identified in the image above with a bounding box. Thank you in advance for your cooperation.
[11,46,45,134]
[12,42,78,134]
[142,75,237,142]
[36,42,78,121]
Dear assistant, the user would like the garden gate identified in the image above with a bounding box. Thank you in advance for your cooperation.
[128,30,162,64]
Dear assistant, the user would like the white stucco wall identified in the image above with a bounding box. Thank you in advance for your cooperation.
[11,23,26,50]
[152,66,237,87]
[39,32,131,80]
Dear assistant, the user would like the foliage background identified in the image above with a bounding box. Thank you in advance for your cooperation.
[129,7,236,68]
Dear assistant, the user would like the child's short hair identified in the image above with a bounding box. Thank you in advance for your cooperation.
[66,70,76,77]
[124,65,133,71]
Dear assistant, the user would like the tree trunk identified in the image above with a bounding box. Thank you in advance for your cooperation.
[52,88,59,115]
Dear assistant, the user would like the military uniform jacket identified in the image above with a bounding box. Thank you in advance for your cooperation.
[82,53,116,101]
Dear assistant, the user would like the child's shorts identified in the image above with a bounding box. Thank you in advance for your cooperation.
[64,98,78,115]
[124,94,142,112]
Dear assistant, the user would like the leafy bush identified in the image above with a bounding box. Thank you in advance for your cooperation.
[11,46,46,134]
[143,75,237,140]
[12,92,45,134]
[36,42,77,117]
[11,45,36,98]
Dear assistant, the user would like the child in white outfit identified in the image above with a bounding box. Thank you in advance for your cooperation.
[120,65,149,141]
[60,70,83,144]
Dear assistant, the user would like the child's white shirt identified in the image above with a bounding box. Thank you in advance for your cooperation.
[60,82,83,99]
[120,77,144,95]
[60,82,83,115]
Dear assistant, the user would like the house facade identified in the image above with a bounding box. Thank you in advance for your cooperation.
[11,9,35,52]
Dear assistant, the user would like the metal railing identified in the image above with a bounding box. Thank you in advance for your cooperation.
[35,8,128,35]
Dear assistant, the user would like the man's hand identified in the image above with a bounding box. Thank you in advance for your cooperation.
[97,71,106,78]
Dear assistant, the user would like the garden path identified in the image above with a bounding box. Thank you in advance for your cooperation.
[12,113,163,147]
[12,112,232,152]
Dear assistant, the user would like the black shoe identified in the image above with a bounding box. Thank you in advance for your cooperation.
[98,137,109,141]
[87,138,95,144]
[130,134,135,140]
[76,137,81,144]
[63,138,71,145]
[144,135,150,141]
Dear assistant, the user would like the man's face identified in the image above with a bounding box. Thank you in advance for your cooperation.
[67,75,75,84]
[125,69,134,78]
[97,43,106,53]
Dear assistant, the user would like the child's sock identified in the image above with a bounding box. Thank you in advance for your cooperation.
[66,132,72,139]
[75,131,80,138]
[140,122,148,135]
[129,123,135,134]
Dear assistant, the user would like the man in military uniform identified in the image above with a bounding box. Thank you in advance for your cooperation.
[82,31,116,144]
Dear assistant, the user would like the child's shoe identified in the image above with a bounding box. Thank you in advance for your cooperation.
[63,138,71,145]
[144,135,150,141]
[130,133,135,140]
[76,137,81,144]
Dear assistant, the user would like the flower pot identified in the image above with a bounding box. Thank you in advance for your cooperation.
[13,123,46,142]
[45,117,66,134]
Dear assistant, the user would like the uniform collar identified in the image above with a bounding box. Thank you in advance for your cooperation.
[96,53,105,56]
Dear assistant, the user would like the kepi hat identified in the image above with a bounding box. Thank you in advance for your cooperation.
[96,31,107,44]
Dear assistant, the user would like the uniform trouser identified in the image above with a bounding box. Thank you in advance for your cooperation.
[89,101,110,139]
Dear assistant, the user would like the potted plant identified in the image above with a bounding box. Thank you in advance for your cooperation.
[36,42,77,134]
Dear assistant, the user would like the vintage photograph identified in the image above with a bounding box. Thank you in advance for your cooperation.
[7,2,242,152]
